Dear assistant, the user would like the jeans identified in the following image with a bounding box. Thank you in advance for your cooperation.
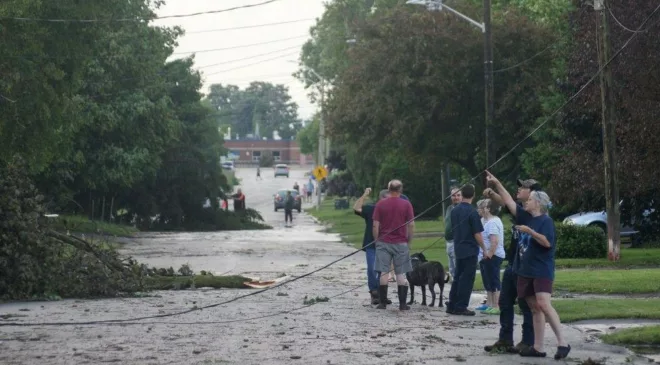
[499,265,534,345]
[448,255,477,311]
[284,209,293,223]
[446,240,456,278]
[365,247,379,291]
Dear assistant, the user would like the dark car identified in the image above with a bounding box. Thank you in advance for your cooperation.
[274,189,301,212]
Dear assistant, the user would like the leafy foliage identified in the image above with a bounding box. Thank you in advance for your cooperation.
[555,223,607,259]
[549,0,660,236]
[0,157,144,300]
[206,82,303,140]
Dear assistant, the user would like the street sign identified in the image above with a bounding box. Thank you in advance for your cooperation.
[313,166,328,181]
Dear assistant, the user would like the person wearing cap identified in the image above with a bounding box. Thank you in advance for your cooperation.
[485,171,570,360]
[372,180,415,310]
[481,176,539,354]
[354,188,393,305]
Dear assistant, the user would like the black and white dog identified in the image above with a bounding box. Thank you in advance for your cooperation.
[406,252,450,307]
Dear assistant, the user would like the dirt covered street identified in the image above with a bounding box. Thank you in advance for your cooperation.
[0,168,651,364]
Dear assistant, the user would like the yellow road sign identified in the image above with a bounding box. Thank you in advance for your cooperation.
[313,166,328,180]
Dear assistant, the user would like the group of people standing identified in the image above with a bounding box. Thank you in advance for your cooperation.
[353,172,570,360]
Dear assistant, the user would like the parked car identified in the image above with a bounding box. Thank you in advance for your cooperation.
[274,164,289,178]
[563,201,654,245]
[221,161,235,171]
[274,189,301,212]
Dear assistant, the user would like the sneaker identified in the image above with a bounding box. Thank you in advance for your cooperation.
[484,307,500,315]
[484,339,514,353]
[453,309,476,316]
[475,304,489,311]
[519,346,547,358]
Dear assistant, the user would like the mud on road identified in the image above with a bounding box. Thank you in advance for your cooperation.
[0,168,652,364]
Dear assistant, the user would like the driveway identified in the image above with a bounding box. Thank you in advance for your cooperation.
[0,167,650,364]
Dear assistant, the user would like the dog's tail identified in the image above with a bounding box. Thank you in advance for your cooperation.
[444,272,451,284]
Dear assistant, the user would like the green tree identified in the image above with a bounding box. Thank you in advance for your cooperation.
[206,82,302,140]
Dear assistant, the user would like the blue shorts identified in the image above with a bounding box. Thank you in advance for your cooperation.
[480,256,503,292]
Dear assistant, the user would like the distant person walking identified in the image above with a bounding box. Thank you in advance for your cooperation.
[354,187,392,305]
[306,179,314,203]
[444,187,462,279]
[256,167,262,180]
[293,181,300,193]
[446,184,486,316]
[284,190,294,225]
[372,180,415,311]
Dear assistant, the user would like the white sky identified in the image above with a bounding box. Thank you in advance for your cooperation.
[154,0,326,121]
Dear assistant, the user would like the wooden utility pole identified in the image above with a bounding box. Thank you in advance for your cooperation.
[484,0,495,169]
[596,0,621,261]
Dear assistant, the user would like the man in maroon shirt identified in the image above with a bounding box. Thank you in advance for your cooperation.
[372,179,415,310]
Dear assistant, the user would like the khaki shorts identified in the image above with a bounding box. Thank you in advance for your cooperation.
[374,241,412,275]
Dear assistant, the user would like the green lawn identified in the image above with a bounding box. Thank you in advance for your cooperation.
[308,197,660,269]
[601,325,660,347]
[50,215,139,237]
[551,299,660,323]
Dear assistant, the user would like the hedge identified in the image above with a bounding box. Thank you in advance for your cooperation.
[555,223,607,259]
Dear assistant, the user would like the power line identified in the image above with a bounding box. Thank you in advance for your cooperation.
[172,35,307,55]
[493,44,555,73]
[0,0,283,23]
[204,52,300,76]
[196,45,304,69]
[0,94,17,103]
[607,6,650,34]
[186,18,315,34]
[1,0,657,330]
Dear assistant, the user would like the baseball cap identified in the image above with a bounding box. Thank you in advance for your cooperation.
[517,179,542,191]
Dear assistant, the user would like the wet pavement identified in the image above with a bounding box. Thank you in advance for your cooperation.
[0,168,656,364]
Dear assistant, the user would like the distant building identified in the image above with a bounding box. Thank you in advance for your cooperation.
[223,138,313,166]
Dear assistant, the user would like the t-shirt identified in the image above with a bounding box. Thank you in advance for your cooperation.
[373,197,414,244]
[451,202,484,259]
[513,208,556,280]
[479,216,505,260]
[355,204,376,250]
[284,195,294,210]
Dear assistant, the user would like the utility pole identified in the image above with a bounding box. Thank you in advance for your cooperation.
[316,80,325,210]
[596,0,621,261]
[483,0,495,169]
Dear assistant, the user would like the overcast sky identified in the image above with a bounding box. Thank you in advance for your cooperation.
[154,0,326,121]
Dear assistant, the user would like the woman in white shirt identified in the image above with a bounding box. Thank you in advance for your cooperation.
[476,199,505,314]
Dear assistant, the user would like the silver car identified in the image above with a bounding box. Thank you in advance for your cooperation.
[562,211,638,238]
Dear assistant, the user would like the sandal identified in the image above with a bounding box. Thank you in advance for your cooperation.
[519,346,547,357]
[554,345,571,360]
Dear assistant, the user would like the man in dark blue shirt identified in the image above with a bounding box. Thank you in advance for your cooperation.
[354,188,392,305]
[446,184,486,316]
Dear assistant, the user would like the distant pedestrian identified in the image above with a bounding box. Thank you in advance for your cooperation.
[372,180,415,310]
[444,187,462,279]
[256,167,261,180]
[232,189,246,211]
[446,184,486,316]
[353,187,392,305]
[284,191,294,225]
[293,181,300,193]
[306,179,314,203]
